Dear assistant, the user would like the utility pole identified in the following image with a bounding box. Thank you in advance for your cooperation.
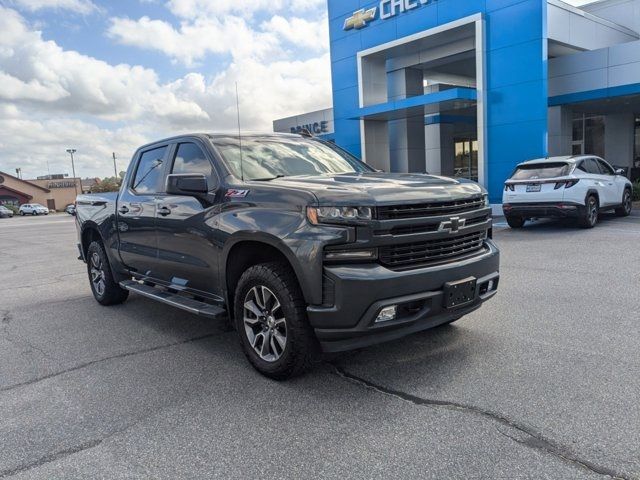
[66,149,78,197]
[112,152,118,178]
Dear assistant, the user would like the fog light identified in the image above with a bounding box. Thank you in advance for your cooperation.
[376,305,397,323]
[487,280,495,291]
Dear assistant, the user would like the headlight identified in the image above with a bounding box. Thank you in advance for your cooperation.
[307,206,373,225]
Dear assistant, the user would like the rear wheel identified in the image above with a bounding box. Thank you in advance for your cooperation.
[579,195,599,228]
[615,189,632,217]
[234,262,316,380]
[86,241,129,305]
[506,215,525,229]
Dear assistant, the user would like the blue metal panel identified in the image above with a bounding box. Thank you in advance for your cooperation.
[327,0,548,202]
[548,82,640,106]
[351,88,477,119]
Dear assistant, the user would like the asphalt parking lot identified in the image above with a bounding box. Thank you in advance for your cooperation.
[1,212,639,479]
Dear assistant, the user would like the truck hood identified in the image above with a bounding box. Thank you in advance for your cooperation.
[264,173,485,205]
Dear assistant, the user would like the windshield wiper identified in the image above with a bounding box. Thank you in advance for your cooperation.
[251,175,286,182]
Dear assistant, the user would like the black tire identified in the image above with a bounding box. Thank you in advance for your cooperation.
[20,211,25,216]
[615,189,632,217]
[234,262,316,380]
[86,241,129,306]
[32,211,37,216]
[579,195,599,228]
[506,215,525,229]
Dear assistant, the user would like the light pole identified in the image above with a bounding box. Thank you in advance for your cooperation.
[66,149,78,197]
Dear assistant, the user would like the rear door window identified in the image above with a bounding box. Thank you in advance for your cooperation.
[584,158,601,175]
[132,146,168,194]
[511,163,571,180]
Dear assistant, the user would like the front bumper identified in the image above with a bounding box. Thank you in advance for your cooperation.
[308,240,499,353]
[503,202,584,219]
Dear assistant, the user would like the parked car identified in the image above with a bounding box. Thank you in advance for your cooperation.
[64,204,76,215]
[503,155,633,228]
[75,133,499,379]
[0,206,14,218]
[19,203,49,216]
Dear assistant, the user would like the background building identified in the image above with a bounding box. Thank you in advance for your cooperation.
[0,171,81,211]
[274,0,640,202]
[273,108,336,141]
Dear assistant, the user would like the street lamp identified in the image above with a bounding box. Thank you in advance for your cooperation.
[66,148,78,197]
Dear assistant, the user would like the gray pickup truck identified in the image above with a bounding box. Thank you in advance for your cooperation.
[75,133,499,379]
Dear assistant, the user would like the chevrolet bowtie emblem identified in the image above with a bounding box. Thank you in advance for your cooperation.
[344,7,377,30]
[439,217,466,233]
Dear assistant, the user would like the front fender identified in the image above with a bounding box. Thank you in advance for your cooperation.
[218,208,350,305]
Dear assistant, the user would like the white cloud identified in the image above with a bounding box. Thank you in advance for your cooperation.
[0,3,332,179]
[107,15,280,67]
[165,0,326,19]
[0,6,209,122]
[6,0,99,15]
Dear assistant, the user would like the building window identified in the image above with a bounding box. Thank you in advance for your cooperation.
[454,139,478,182]
[634,117,640,168]
[572,113,605,158]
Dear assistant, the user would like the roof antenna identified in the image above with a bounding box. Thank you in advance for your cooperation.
[235,82,245,182]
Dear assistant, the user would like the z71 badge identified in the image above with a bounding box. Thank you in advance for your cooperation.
[225,189,249,198]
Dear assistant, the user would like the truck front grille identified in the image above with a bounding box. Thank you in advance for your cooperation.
[377,197,484,220]
[379,231,487,270]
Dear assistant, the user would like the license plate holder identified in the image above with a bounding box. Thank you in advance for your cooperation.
[443,277,477,309]
[526,184,542,192]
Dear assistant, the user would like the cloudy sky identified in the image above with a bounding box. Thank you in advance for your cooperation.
[0,0,330,179]
[0,0,594,179]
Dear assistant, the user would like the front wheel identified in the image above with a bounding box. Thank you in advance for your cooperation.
[615,189,632,217]
[20,211,25,216]
[86,241,129,305]
[234,262,316,380]
[579,195,599,228]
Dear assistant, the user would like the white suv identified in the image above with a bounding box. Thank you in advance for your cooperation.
[502,156,632,228]
[19,203,49,216]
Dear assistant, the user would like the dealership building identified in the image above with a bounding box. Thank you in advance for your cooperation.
[274,0,640,202]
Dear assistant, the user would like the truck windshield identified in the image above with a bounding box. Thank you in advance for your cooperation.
[511,162,571,180]
[211,136,373,181]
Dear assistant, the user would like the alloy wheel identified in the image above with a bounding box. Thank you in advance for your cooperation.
[623,191,632,214]
[243,285,287,362]
[588,198,598,226]
[90,252,106,297]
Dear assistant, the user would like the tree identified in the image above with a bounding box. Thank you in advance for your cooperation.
[92,176,121,193]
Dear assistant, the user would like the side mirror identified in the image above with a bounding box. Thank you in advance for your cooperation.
[614,168,627,176]
[166,174,209,195]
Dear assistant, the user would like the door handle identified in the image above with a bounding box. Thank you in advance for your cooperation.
[118,205,129,214]
[157,205,172,216]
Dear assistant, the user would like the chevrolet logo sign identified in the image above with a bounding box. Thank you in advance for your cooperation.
[439,217,466,233]
[344,7,377,30]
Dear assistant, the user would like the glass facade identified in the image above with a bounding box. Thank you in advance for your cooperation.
[454,139,479,181]
[572,113,605,158]
[635,117,640,167]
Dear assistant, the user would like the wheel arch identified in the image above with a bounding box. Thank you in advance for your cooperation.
[585,188,600,206]
[223,234,309,317]
[80,222,104,259]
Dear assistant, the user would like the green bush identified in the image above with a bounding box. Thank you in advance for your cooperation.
[633,181,640,202]
[3,205,19,214]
